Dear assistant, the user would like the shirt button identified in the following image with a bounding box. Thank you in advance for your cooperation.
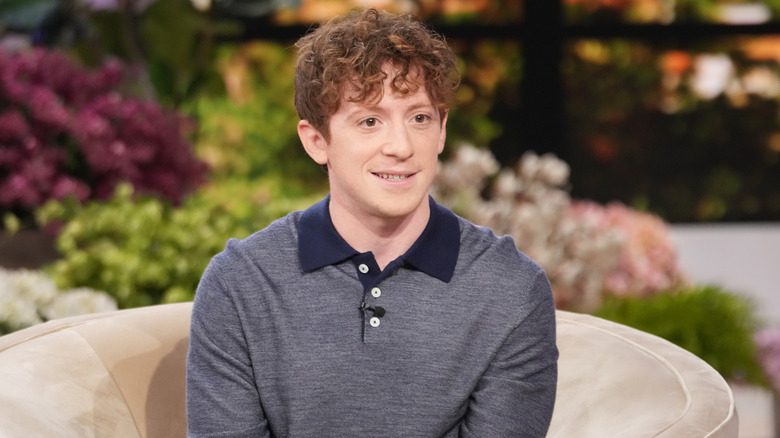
[358,264,369,274]
[370,317,381,327]
[371,287,381,298]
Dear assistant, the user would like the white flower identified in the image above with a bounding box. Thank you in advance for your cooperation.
[0,289,42,331]
[742,66,780,99]
[0,268,118,333]
[456,144,500,176]
[189,0,211,11]
[690,54,735,100]
[537,154,570,187]
[0,268,57,331]
[493,169,520,197]
[40,288,118,321]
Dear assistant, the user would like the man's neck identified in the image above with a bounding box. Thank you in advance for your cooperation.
[329,198,430,271]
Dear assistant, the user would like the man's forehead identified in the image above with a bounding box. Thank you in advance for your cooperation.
[341,86,434,112]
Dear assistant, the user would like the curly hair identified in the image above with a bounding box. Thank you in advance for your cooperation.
[294,8,460,140]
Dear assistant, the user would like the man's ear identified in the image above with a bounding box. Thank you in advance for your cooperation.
[437,111,448,155]
[298,120,329,166]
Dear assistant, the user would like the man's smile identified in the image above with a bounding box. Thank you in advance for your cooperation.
[373,172,414,181]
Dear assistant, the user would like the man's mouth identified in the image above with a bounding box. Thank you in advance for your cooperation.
[374,173,412,181]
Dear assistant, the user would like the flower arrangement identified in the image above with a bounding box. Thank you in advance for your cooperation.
[0,48,208,224]
[0,267,117,335]
[569,200,687,298]
[432,144,686,311]
[754,327,780,392]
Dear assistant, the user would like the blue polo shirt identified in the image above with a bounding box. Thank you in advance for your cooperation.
[187,195,558,437]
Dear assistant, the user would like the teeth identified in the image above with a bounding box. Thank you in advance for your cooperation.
[376,173,409,181]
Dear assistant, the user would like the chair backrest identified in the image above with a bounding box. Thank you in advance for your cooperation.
[550,310,739,438]
[0,302,192,438]
[0,304,738,437]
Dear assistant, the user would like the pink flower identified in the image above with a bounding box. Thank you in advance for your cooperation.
[0,174,40,207]
[27,87,71,129]
[51,176,90,202]
[86,0,159,13]
[0,110,29,141]
[755,328,780,392]
[0,48,208,215]
[576,201,688,297]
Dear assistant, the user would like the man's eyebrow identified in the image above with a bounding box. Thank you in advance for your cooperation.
[343,104,383,118]
[342,94,435,116]
[406,101,437,112]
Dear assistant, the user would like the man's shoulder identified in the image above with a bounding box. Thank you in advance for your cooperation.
[212,210,303,268]
[245,210,303,245]
[449,215,553,319]
[455,216,545,278]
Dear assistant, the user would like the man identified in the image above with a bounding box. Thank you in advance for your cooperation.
[186,8,558,437]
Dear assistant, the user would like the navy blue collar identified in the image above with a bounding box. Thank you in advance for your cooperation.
[298,196,460,283]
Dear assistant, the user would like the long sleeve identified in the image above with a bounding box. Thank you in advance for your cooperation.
[186,254,271,438]
[459,270,559,437]
[185,207,559,437]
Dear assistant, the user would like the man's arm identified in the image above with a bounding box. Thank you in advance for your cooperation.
[186,257,271,438]
[460,270,559,438]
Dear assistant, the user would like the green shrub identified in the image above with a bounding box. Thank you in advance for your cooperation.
[594,284,768,386]
[35,184,274,308]
[186,42,325,191]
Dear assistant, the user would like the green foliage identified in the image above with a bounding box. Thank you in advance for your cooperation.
[34,184,269,308]
[185,41,326,190]
[75,0,240,106]
[595,285,768,386]
[446,40,522,159]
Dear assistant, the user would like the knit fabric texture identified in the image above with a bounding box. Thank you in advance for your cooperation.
[186,198,558,437]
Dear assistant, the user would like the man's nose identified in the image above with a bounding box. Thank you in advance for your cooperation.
[383,126,414,159]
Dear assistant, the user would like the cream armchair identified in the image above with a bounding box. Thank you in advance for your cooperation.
[549,310,738,437]
[0,303,738,437]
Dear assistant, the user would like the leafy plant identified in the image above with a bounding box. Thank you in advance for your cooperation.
[186,41,321,188]
[595,284,768,386]
[34,184,267,308]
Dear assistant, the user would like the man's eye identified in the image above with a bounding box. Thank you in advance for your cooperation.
[414,114,430,123]
[362,118,377,127]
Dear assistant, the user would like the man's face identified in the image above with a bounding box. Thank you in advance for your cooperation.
[305,65,447,223]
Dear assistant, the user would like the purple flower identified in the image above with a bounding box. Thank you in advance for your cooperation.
[27,87,71,129]
[0,110,29,141]
[0,48,208,216]
[755,328,780,392]
[51,176,90,203]
[85,0,159,13]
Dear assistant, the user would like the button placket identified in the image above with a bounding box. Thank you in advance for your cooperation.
[352,255,388,340]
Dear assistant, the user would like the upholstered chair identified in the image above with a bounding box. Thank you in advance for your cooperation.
[0,303,738,437]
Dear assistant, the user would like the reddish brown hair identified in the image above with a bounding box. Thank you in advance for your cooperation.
[294,8,459,140]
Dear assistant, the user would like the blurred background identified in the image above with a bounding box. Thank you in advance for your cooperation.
[1,0,780,436]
